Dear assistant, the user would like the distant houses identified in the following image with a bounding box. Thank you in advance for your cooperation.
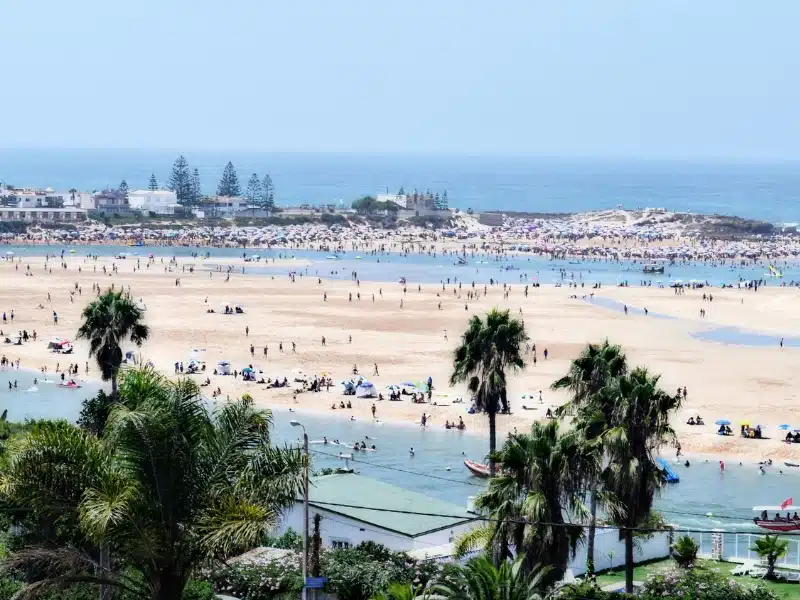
[376,190,449,217]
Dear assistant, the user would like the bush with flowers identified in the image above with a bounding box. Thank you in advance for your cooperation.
[640,566,778,600]
[204,553,303,600]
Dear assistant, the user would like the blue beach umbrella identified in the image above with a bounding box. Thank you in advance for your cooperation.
[715,419,731,426]
[778,424,792,431]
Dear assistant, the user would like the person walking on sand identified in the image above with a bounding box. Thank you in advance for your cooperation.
[373,363,379,376]
[781,337,784,349]
[245,326,249,337]
[321,336,326,347]
[249,344,254,357]
[371,403,376,418]
[263,345,268,357]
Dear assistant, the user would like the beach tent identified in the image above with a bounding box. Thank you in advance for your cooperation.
[217,360,231,375]
[355,381,377,398]
[48,338,73,353]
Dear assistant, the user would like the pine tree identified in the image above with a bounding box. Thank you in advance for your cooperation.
[261,174,275,212]
[191,168,202,206]
[217,162,241,197]
[168,155,192,205]
[118,180,129,201]
[398,186,405,196]
[246,173,262,214]
[148,173,158,191]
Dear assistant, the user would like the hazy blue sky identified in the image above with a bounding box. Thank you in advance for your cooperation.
[1,1,799,158]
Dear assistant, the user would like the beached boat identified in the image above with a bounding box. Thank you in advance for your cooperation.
[643,264,665,274]
[753,504,800,531]
[464,459,490,478]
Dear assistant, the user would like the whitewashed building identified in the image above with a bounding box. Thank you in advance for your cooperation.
[277,473,479,552]
[128,190,179,215]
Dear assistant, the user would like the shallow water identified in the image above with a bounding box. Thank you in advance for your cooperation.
[3,244,800,286]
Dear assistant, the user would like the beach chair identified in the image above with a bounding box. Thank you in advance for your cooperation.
[749,567,768,579]
[782,571,800,583]
[731,560,757,576]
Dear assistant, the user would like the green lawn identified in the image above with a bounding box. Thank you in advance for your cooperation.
[596,559,800,599]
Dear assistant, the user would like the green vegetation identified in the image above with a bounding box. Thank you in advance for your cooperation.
[1,368,305,600]
[450,308,526,475]
[76,288,149,395]
[351,196,400,215]
[752,535,791,580]
[217,161,241,197]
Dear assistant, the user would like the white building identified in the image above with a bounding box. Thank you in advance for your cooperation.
[128,190,179,215]
[277,473,479,552]
[377,194,408,208]
[0,207,87,223]
[1,188,67,209]
[204,196,248,218]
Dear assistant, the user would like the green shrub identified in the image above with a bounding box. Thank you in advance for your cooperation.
[641,566,778,600]
[182,579,216,600]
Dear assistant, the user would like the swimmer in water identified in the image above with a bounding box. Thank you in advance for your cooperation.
[323,436,328,444]
[409,447,415,455]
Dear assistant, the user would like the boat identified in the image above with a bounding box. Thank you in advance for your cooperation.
[786,461,800,468]
[326,255,339,260]
[454,257,468,266]
[643,264,665,274]
[464,459,490,478]
[656,457,679,483]
[753,504,800,531]
[57,381,82,389]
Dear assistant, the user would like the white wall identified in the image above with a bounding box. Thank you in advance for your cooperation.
[278,503,477,553]
[568,528,671,576]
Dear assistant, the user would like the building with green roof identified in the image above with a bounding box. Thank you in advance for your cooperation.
[277,473,479,552]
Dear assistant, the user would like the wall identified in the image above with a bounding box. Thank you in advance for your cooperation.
[568,528,671,576]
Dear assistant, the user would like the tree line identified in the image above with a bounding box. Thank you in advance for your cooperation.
[132,155,276,212]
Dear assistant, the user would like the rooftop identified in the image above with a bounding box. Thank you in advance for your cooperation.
[306,473,476,538]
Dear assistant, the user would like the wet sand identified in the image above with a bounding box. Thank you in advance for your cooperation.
[1,253,799,462]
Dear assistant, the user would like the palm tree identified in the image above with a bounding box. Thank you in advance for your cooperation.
[456,421,597,586]
[431,555,549,600]
[76,289,149,395]
[371,582,423,600]
[751,535,789,580]
[552,340,627,576]
[602,367,681,593]
[1,367,305,600]
[671,535,699,569]
[450,309,526,476]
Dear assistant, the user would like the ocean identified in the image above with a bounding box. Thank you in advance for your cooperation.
[2,149,800,224]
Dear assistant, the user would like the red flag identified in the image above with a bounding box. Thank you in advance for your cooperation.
[781,498,793,509]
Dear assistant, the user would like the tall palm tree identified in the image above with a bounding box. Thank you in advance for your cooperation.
[450,309,526,476]
[0,367,305,600]
[431,555,549,600]
[551,340,627,576]
[76,289,149,395]
[602,367,681,593]
[456,421,597,587]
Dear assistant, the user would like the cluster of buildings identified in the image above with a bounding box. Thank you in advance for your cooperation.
[0,184,270,223]
[376,190,449,217]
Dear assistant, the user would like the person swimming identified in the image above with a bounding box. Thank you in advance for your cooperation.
[409,446,415,455]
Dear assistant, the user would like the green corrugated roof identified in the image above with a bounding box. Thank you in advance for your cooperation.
[306,473,476,538]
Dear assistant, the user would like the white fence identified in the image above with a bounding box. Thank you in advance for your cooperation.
[569,528,672,576]
[685,530,800,568]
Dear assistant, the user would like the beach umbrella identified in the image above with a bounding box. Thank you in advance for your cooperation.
[715,419,730,426]
[778,424,792,431]
[739,420,751,427]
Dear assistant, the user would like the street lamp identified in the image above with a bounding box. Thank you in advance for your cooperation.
[290,419,309,600]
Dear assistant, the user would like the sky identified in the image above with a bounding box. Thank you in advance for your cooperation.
[1,0,800,159]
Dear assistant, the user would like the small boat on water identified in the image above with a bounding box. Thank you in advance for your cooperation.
[57,380,82,389]
[753,504,800,531]
[786,461,799,468]
[464,459,490,478]
[454,257,468,266]
[643,264,665,274]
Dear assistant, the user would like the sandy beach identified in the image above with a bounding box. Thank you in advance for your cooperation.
[0,250,799,463]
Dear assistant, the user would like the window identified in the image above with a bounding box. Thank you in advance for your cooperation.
[330,540,351,550]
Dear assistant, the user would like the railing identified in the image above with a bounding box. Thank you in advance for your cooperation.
[685,530,800,568]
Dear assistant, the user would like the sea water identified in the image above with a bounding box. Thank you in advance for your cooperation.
[3,151,800,223]
[3,244,799,288]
